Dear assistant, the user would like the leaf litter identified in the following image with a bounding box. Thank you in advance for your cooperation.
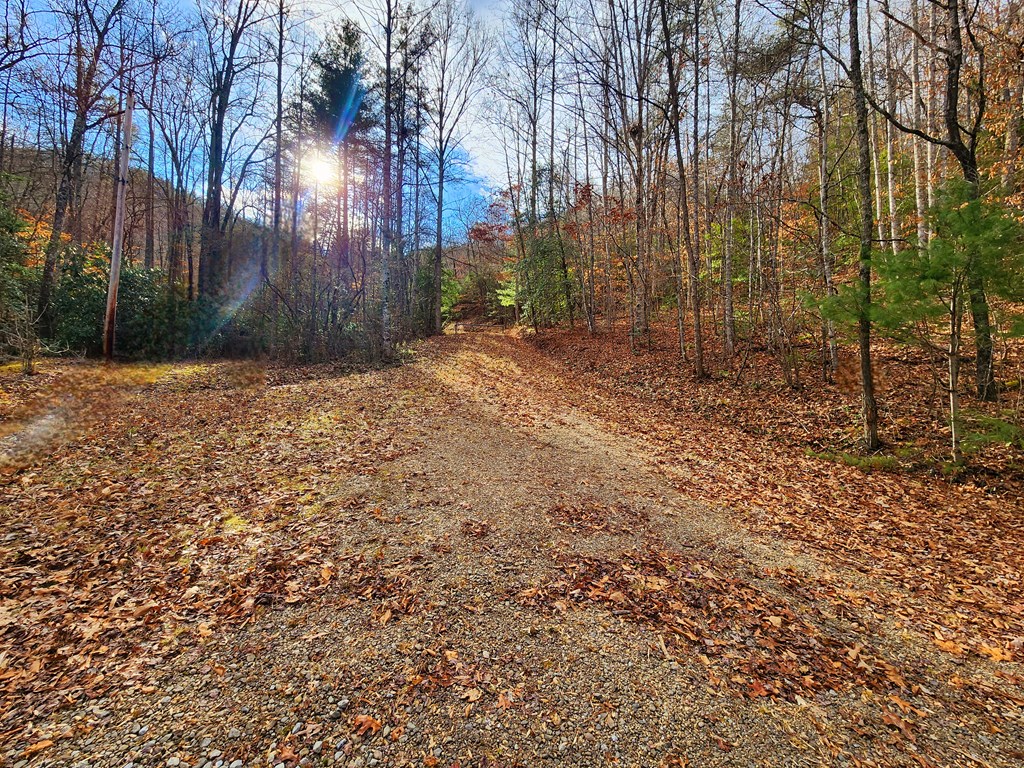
[1,333,1022,767]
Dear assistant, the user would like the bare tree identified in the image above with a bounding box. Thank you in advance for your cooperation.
[197,0,269,300]
[424,0,489,334]
[35,0,155,334]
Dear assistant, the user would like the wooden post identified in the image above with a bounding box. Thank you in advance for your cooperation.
[104,91,133,361]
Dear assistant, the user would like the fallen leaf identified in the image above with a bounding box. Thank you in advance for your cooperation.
[353,714,381,736]
[978,644,1012,662]
[23,740,53,756]
[278,743,298,761]
[933,638,963,655]
[882,710,915,740]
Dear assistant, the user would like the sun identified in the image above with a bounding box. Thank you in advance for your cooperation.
[303,154,336,187]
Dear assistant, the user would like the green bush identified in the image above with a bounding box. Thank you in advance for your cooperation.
[51,245,196,359]
[0,196,36,367]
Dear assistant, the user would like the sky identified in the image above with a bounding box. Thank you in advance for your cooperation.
[460,0,513,190]
[326,0,510,236]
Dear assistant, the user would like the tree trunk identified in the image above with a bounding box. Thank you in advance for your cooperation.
[911,0,928,253]
[658,0,701,372]
[381,2,394,356]
[689,0,704,376]
[818,37,838,377]
[948,286,963,463]
[881,0,899,254]
[433,163,444,334]
[722,0,740,359]
[38,108,89,335]
[850,0,881,450]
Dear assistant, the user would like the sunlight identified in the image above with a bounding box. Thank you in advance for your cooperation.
[303,154,337,187]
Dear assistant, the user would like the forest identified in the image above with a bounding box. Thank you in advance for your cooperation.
[1,0,1024,766]
[1,0,1023,458]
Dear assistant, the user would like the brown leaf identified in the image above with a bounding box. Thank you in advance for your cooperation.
[978,644,1012,662]
[353,714,381,736]
[748,680,769,697]
[132,601,160,618]
[882,710,915,741]
[889,694,926,718]
[933,638,963,655]
[278,743,299,761]
[23,740,53,756]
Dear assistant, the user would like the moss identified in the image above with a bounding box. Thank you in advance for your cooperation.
[805,448,900,473]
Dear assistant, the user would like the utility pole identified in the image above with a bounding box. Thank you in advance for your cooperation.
[104,91,134,361]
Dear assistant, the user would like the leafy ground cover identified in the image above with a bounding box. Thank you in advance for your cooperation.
[0,330,1022,768]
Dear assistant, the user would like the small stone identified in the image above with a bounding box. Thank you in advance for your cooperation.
[229,762,243,768]
[312,741,323,754]
[228,728,241,739]
[167,759,180,767]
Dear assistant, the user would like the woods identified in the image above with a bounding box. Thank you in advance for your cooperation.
[3,2,1024,765]
[4,0,1015,460]
[1,0,1022,463]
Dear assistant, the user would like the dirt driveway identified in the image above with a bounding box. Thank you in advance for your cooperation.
[1,332,1021,767]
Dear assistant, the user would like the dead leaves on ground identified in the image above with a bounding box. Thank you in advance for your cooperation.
[521,546,928,703]
[0,361,420,736]
[460,518,491,538]
[545,501,648,536]
[530,327,1024,665]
